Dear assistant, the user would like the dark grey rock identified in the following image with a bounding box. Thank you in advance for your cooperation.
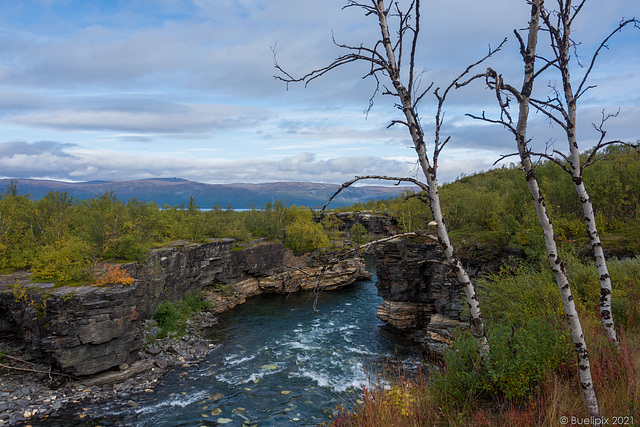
[148,326,162,337]
[146,345,162,356]
[374,238,466,358]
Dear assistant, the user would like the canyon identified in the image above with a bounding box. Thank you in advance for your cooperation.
[0,212,476,378]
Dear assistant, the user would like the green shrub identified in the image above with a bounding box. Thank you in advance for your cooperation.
[285,219,329,254]
[180,290,212,314]
[349,223,369,245]
[501,214,519,241]
[152,291,211,339]
[103,233,149,262]
[441,255,640,406]
[475,263,563,326]
[554,217,586,240]
[607,256,640,330]
[432,319,572,404]
[152,301,181,339]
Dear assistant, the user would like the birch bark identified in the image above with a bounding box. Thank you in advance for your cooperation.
[371,0,489,358]
[507,0,601,417]
[540,2,618,343]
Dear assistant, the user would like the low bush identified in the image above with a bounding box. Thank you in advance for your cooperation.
[92,264,135,287]
[152,291,211,339]
[285,219,329,254]
[103,233,149,262]
[431,319,572,403]
[153,301,180,339]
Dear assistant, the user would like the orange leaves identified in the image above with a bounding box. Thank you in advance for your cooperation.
[92,264,135,287]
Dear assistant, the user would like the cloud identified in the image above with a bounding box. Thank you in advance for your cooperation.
[8,102,271,134]
[0,140,76,158]
[0,140,413,184]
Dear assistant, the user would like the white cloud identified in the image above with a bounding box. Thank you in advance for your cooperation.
[10,103,271,134]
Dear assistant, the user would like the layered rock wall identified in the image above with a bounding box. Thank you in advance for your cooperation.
[374,238,466,356]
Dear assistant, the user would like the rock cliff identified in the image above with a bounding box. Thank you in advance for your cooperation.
[373,238,467,357]
[329,212,400,236]
[0,240,370,376]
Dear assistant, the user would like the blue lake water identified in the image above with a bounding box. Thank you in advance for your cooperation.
[37,262,424,426]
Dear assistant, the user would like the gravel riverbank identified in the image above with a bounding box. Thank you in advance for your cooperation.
[0,312,218,426]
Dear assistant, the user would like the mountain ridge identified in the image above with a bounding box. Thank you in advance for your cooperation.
[0,178,410,208]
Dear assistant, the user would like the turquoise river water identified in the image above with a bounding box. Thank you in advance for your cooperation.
[36,261,424,426]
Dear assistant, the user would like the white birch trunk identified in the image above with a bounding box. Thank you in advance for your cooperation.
[374,0,490,358]
[556,2,618,343]
[572,172,617,342]
[513,0,601,417]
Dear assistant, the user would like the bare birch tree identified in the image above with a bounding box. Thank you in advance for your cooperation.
[274,0,502,359]
[466,0,601,417]
[527,2,639,344]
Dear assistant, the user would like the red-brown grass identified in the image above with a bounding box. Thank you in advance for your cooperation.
[328,324,639,427]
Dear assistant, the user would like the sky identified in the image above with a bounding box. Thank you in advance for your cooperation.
[0,0,638,185]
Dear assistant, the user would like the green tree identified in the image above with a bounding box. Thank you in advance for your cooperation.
[284,207,329,254]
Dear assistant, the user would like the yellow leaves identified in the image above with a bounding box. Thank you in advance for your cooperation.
[377,385,417,419]
[12,280,33,305]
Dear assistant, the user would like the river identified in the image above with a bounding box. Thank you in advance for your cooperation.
[37,260,424,426]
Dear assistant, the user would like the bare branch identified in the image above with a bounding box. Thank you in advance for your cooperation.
[431,38,506,164]
[528,150,572,173]
[581,109,640,169]
[529,97,568,129]
[329,231,440,264]
[404,192,431,207]
[321,175,429,211]
[532,56,560,79]
[575,18,640,100]
[407,0,419,97]
[273,31,392,89]
[413,81,434,109]
[0,362,78,379]
[492,152,520,166]
[466,111,517,135]
[387,119,410,128]
[567,0,587,29]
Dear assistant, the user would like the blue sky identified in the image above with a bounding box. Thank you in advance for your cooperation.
[0,0,638,185]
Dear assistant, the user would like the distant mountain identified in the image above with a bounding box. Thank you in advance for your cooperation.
[0,178,411,209]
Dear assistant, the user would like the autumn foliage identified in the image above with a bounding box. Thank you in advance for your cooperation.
[92,264,135,287]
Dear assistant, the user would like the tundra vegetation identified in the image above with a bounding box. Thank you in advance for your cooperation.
[0,0,636,421]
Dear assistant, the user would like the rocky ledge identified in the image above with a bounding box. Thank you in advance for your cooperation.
[0,240,369,377]
[373,237,467,357]
[0,312,218,426]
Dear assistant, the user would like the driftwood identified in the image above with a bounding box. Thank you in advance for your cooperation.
[0,361,77,380]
